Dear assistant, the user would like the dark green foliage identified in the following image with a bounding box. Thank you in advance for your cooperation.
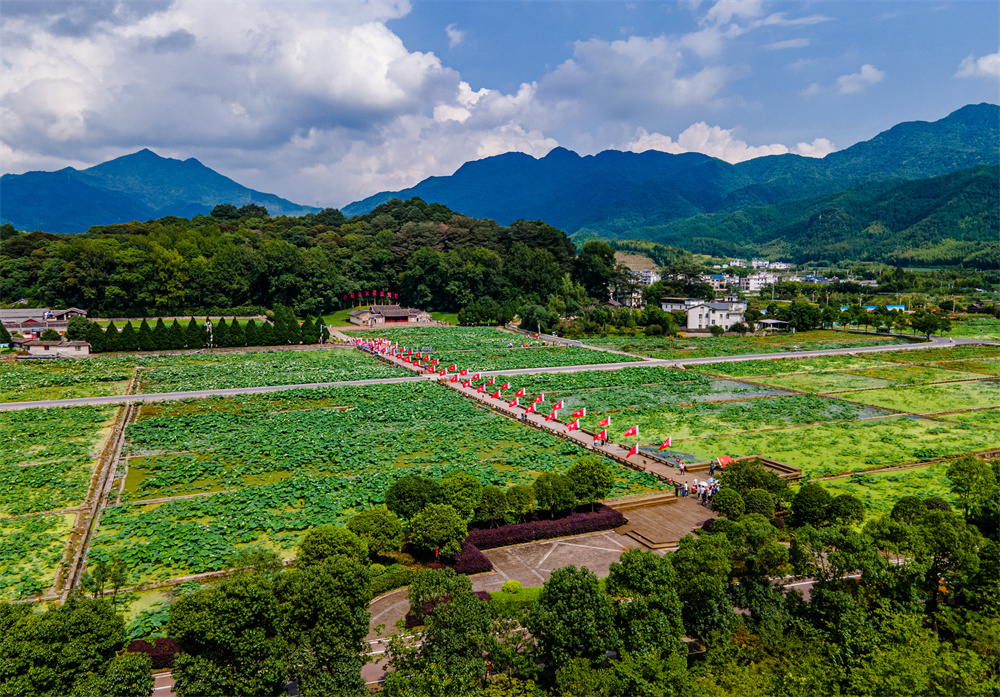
[533,471,577,514]
[947,455,997,517]
[743,488,776,518]
[567,457,614,510]
[891,495,926,524]
[243,319,260,347]
[137,318,155,351]
[711,488,745,519]
[297,525,368,567]
[792,482,832,527]
[86,320,106,352]
[213,318,229,348]
[184,317,204,349]
[718,458,788,498]
[827,493,865,524]
[151,317,169,350]
[408,503,467,558]
[66,315,90,340]
[103,321,119,352]
[478,486,507,523]
[385,475,443,520]
[346,508,404,556]
[39,328,62,341]
[228,319,245,347]
[440,472,483,520]
[0,595,131,697]
[970,489,1000,541]
[0,322,12,345]
[117,323,138,351]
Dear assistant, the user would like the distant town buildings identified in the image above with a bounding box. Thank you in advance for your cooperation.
[740,272,779,292]
[0,307,86,338]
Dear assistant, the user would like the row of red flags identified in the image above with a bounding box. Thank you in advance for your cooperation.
[355,337,680,459]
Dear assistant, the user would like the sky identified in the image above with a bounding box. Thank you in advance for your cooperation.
[2,0,997,209]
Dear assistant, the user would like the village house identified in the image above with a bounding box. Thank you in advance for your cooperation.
[11,338,91,358]
[0,307,87,338]
[686,296,747,332]
[347,305,432,326]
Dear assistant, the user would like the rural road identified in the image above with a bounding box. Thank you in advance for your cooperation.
[0,334,972,411]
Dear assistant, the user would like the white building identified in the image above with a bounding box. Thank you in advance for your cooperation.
[11,339,91,357]
[686,297,747,332]
[637,269,661,286]
[740,272,778,292]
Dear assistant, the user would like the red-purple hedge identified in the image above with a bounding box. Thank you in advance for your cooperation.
[448,542,493,575]
[126,637,180,670]
[466,505,626,550]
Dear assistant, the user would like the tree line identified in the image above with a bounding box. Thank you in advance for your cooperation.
[0,198,635,318]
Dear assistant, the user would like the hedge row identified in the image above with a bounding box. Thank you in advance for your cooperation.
[448,542,493,575]
[467,505,626,550]
[126,637,180,670]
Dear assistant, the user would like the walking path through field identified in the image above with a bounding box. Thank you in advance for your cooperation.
[0,334,967,411]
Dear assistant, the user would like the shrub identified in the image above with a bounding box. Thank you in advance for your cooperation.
[770,516,786,530]
[502,580,523,594]
[709,325,725,337]
[385,475,443,520]
[645,324,664,336]
[924,496,952,512]
[890,495,925,524]
[828,494,865,524]
[744,489,775,519]
[466,505,626,550]
[710,488,745,519]
[126,637,180,670]
[347,508,404,556]
[370,564,415,596]
[297,525,368,566]
[440,472,483,520]
[369,563,386,577]
[448,542,493,575]
[409,504,468,558]
[792,483,831,527]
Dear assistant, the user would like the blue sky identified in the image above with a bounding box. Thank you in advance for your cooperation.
[2,1,997,208]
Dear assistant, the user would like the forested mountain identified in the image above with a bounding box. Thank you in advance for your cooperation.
[634,165,999,264]
[343,104,999,239]
[0,199,632,317]
[0,149,318,234]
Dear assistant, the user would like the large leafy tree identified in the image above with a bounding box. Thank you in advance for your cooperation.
[566,458,614,510]
[408,504,467,558]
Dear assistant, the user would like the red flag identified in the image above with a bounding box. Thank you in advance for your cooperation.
[428,366,437,373]
[491,390,501,399]
[477,385,486,393]
[439,370,446,376]
[380,290,384,297]
[572,407,586,418]
[553,400,564,410]
[515,388,526,397]
[594,429,607,442]
[450,375,459,383]
[598,416,611,427]
[487,376,495,386]
[623,425,639,437]
[627,444,639,457]
[448,364,457,371]
[501,382,511,390]
[431,359,439,365]
[567,420,580,431]
[545,412,557,421]
[364,290,368,296]
[658,437,672,451]
[472,373,480,380]
[394,293,399,299]
[509,397,520,407]
[534,393,544,403]
[525,403,536,414]
[460,369,469,376]
[462,380,471,388]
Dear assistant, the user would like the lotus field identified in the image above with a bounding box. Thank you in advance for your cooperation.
[89,381,662,584]
[809,463,957,519]
[0,349,409,403]
[348,325,643,370]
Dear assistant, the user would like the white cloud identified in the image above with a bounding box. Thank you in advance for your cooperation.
[804,64,885,96]
[445,23,464,48]
[955,50,1000,78]
[623,122,835,163]
[764,38,810,50]
[836,64,885,94]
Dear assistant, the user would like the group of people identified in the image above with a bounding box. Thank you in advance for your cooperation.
[668,477,719,505]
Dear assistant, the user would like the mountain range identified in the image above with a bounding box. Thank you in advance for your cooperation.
[0,149,317,234]
[343,104,999,244]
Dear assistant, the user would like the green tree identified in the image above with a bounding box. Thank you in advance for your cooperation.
[743,489,775,518]
[85,320,106,352]
[505,484,535,522]
[792,482,831,527]
[152,317,170,350]
[228,319,245,347]
[710,488,745,519]
[39,327,62,341]
[103,321,120,352]
[244,319,260,347]
[478,485,508,524]
[213,317,230,348]
[385,475,443,520]
[533,472,577,515]
[890,495,926,524]
[94,652,155,697]
[117,322,138,351]
[409,504,467,558]
[0,595,130,697]
[167,573,286,697]
[346,508,404,556]
[827,493,865,525]
[297,525,368,567]
[0,322,11,346]
[525,565,618,672]
[440,471,483,520]
[567,458,614,511]
[66,315,90,340]
[947,455,997,518]
[137,318,155,351]
[184,317,204,349]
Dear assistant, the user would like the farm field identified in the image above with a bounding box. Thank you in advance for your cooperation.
[90,382,663,584]
[812,463,956,519]
[927,358,1000,376]
[944,316,1000,341]
[581,330,913,359]
[755,372,891,394]
[1,405,116,515]
[875,344,1000,363]
[668,416,1000,477]
[0,349,408,403]
[0,513,75,600]
[838,379,1000,413]
[694,354,890,378]
[935,407,1000,429]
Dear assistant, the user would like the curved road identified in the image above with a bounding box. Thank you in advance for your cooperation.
[0,335,973,412]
